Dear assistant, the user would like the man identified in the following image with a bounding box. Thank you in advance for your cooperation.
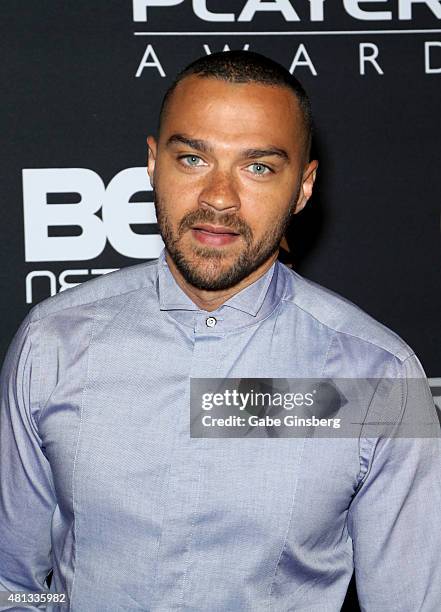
[0,50,440,611]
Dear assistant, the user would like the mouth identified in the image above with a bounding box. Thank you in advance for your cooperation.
[190,224,241,247]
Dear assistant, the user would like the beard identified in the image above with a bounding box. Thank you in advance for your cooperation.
[153,187,299,291]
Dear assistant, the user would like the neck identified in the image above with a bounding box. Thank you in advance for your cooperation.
[164,251,278,312]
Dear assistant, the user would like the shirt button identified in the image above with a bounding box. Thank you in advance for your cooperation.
[206,316,217,328]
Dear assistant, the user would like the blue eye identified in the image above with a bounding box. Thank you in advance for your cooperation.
[249,163,270,176]
[182,155,203,166]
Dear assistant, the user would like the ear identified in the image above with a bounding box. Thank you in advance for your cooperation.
[146,136,158,186]
[293,159,318,215]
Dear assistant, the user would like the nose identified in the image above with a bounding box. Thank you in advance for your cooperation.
[198,169,241,213]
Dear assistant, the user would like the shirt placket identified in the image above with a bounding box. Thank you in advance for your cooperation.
[151,311,226,611]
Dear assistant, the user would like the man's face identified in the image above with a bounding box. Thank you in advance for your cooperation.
[147,75,317,291]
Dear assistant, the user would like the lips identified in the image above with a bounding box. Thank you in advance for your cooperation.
[190,224,240,247]
[191,224,240,235]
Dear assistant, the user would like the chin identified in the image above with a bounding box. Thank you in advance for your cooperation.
[187,243,240,264]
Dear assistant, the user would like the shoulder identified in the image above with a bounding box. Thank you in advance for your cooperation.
[14,260,160,397]
[278,263,414,364]
[30,259,159,323]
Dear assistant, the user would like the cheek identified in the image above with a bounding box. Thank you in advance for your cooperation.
[239,185,294,231]
[155,169,200,218]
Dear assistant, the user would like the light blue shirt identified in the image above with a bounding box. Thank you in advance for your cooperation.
[1,248,440,611]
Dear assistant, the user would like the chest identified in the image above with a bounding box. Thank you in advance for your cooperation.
[39,320,360,558]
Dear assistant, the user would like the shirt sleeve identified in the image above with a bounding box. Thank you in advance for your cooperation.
[347,353,441,611]
[0,308,57,608]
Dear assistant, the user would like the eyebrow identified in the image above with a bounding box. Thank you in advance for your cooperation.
[166,133,290,162]
[167,134,212,153]
[243,147,289,162]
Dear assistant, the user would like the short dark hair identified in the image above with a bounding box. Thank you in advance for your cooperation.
[158,50,313,159]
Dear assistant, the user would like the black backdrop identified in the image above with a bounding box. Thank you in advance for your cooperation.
[2,2,441,609]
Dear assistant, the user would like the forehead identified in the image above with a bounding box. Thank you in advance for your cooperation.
[160,75,305,154]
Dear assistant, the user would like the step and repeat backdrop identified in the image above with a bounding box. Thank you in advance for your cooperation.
[2,2,441,606]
